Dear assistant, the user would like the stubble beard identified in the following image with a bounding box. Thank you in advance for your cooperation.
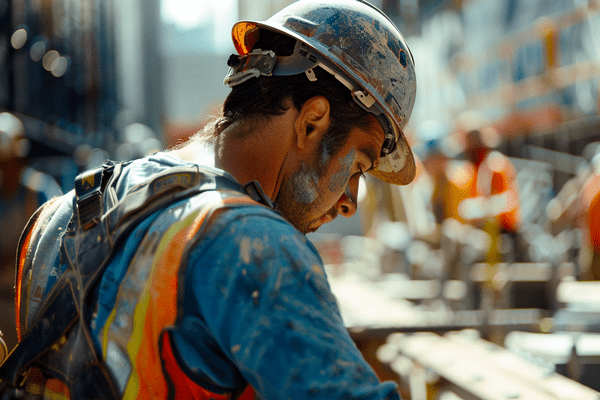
[274,160,337,235]
[274,177,319,234]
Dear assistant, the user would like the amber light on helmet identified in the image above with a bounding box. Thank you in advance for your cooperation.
[232,22,260,55]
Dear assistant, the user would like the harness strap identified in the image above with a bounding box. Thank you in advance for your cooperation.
[0,160,274,398]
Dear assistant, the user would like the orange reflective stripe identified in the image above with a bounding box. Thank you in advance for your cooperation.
[125,213,198,399]
[24,368,71,400]
[123,195,257,398]
[161,332,232,400]
[16,217,35,340]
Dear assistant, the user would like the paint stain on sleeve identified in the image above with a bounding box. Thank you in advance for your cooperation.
[240,236,251,264]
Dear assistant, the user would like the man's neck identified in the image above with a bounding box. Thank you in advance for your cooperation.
[173,112,296,201]
[214,120,291,200]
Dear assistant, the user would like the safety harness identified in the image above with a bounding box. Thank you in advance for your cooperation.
[0,160,275,399]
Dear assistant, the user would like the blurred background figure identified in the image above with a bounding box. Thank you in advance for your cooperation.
[415,120,455,230]
[457,123,521,264]
[572,147,600,280]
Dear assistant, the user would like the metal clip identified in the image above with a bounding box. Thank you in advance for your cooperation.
[224,50,277,87]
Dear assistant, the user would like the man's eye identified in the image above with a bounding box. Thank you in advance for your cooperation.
[359,167,366,178]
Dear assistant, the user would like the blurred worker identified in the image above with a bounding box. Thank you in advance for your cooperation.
[577,150,600,280]
[416,125,469,282]
[456,127,521,263]
[0,1,417,399]
[414,120,455,227]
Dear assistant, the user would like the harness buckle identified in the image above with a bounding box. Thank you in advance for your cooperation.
[74,162,115,230]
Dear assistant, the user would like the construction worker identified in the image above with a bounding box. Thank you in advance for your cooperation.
[453,126,521,327]
[0,1,417,399]
[577,151,600,280]
[456,127,521,263]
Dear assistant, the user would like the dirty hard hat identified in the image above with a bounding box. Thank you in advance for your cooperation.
[225,0,417,185]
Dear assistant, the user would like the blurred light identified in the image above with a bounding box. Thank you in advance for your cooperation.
[50,56,68,77]
[546,198,562,222]
[406,240,430,266]
[486,151,507,173]
[14,138,30,158]
[141,137,162,156]
[22,170,44,191]
[115,142,137,161]
[447,160,473,186]
[0,112,26,160]
[42,50,60,71]
[74,144,92,167]
[357,176,367,203]
[162,0,210,29]
[124,122,154,143]
[443,280,467,301]
[87,148,110,169]
[0,112,25,139]
[11,29,27,49]
[377,221,411,251]
[30,40,46,61]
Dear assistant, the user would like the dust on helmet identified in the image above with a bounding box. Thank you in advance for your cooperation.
[224,0,417,185]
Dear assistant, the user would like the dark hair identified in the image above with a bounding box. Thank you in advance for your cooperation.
[215,31,373,164]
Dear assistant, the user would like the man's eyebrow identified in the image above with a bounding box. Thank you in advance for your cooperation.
[360,146,379,171]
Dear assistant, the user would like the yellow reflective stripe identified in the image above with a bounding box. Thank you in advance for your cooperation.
[122,290,151,399]
[123,210,200,398]
[26,383,70,400]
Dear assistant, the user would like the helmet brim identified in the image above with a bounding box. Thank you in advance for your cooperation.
[369,133,416,185]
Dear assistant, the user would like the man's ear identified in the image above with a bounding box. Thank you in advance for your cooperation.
[295,96,330,149]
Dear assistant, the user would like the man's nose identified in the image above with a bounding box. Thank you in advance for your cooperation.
[336,185,358,218]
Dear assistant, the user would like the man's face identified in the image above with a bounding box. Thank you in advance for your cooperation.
[275,117,384,234]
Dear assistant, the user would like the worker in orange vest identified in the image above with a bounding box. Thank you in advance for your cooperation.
[456,128,521,261]
[578,152,600,280]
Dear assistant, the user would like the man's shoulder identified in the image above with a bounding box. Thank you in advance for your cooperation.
[201,204,319,257]
[207,204,298,239]
[120,155,311,248]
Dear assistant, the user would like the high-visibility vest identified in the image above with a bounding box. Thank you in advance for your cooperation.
[445,152,520,232]
[1,161,272,399]
[475,151,521,233]
[581,173,600,250]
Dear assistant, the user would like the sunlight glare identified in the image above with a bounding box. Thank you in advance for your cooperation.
[162,0,212,29]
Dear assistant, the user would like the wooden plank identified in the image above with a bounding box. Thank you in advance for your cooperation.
[389,331,600,400]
